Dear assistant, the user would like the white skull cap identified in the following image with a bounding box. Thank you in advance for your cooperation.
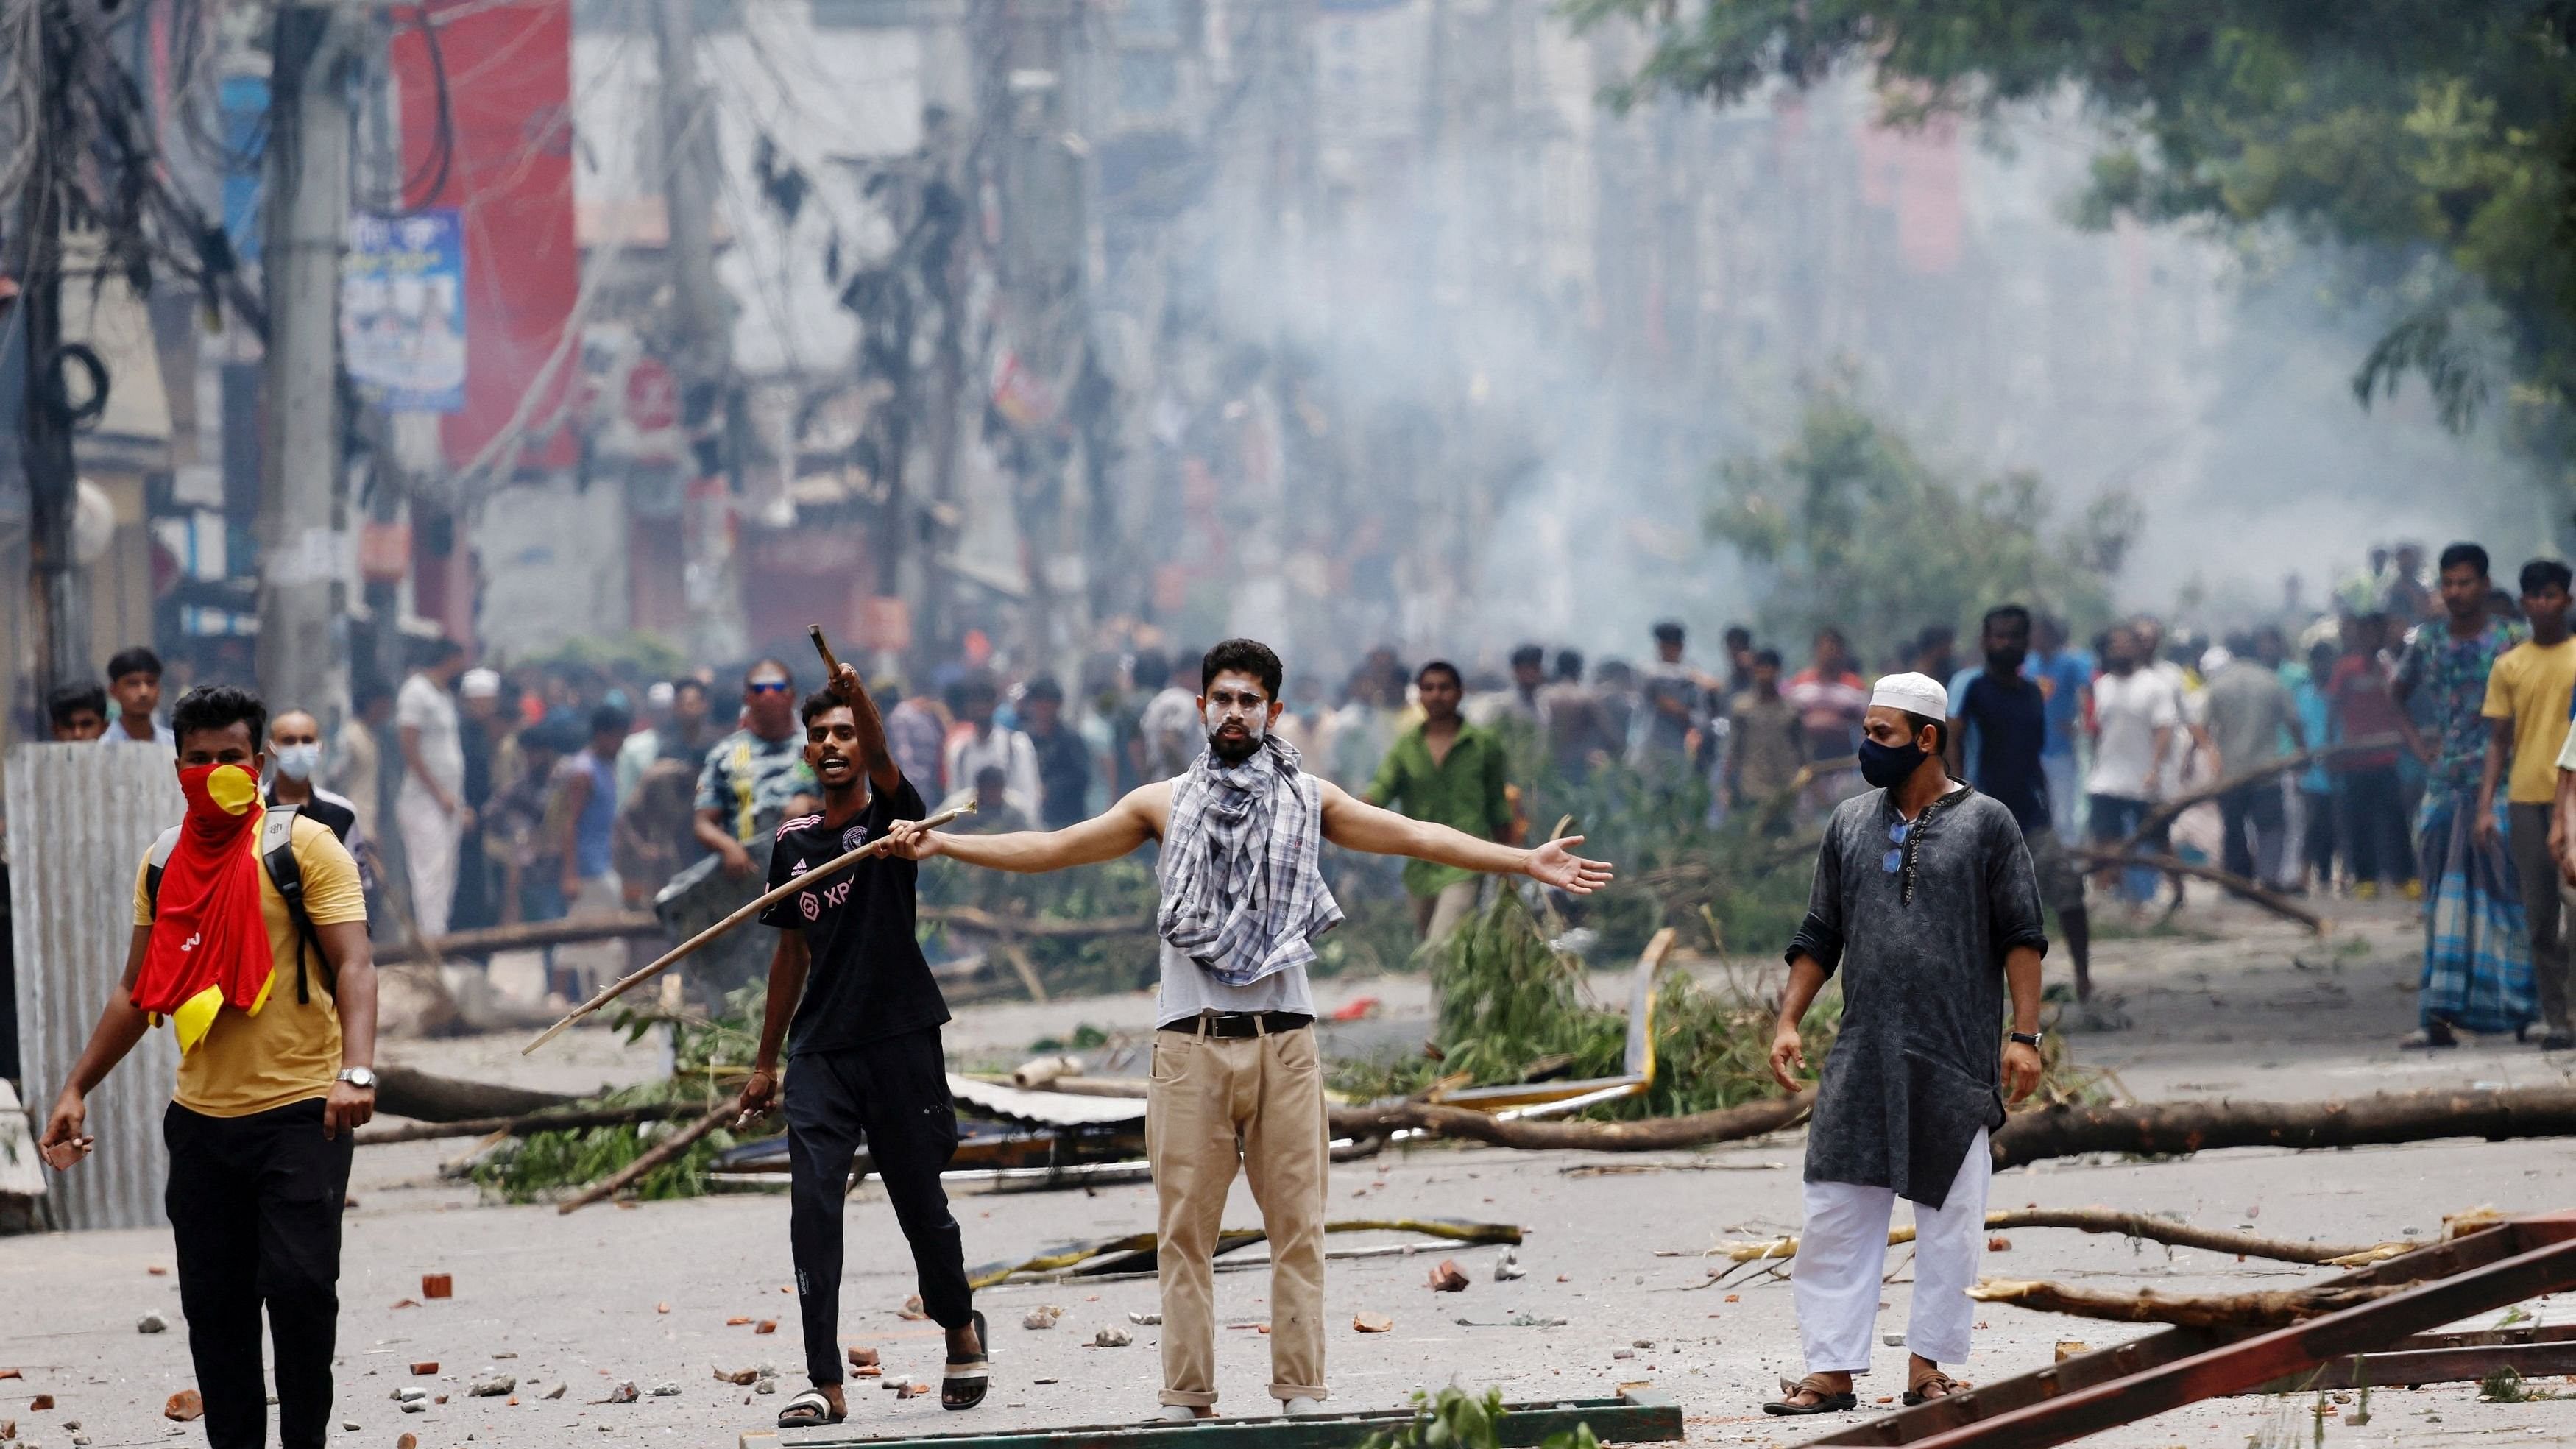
[459,667,503,699]
[1869,671,1950,720]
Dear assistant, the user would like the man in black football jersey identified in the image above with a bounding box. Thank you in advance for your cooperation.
[735,667,987,1425]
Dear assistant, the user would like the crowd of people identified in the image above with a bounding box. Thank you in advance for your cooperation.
[29,546,2576,1440]
[40,528,2576,1049]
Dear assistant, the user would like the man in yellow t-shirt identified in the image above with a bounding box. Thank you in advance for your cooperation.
[40,687,376,1449]
[2480,559,2575,1045]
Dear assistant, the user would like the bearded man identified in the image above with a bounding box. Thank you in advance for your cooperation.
[887,639,1613,1421]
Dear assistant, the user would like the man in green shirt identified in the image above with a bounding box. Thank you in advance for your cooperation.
[1367,660,1514,944]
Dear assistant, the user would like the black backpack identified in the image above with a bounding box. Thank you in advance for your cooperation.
[143,806,334,1005]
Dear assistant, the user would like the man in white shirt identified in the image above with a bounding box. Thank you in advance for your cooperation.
[395,638,472,938]
[942,673,1041,823]
[885,639,1612,1423]
[98,646,177,749]
[2084,625,2181,901]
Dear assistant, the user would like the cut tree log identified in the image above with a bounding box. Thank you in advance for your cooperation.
[1326,1090,1814,1149]
[376,1066,580,1123]
[353,1101,705,1146]
[1319,1083,2576,1164]
[2066,848,2326,932]
[1989,1083,2576,1169]
[1967,1277,2402,1329]
[375,904,1150,968]
[1708,1207,2400,1270]
[375,913,662,966]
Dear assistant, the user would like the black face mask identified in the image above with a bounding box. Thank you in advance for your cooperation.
[1858,734,1927,789]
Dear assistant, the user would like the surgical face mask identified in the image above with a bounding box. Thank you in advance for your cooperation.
[273,743,322,782]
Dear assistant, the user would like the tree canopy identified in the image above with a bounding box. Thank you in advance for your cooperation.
[1571,0,2576,463]
[1708,383,2138,662]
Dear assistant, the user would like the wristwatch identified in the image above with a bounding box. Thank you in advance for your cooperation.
[337,1066,379,1091]
[2007,1031,2044,1048]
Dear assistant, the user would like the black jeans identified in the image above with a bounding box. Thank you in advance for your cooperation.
[785,1029,972,1386]
[2218,781,2287,884]
[2336,767,2414,885]
[2301,789,2338,883]
[163,1099,353,1449]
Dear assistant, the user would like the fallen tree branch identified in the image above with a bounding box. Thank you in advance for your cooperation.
[376,1066,581,1122]
[1967,1277,2400,1329]
[353,1101,705,1146]
[374,913,663,966]
[2109,735,2402,856]
[1327,1091,1814,1149]
[1990,1084,2576,1169]
[556,1100,742,1214]
[969,1218,1523,1289]
[375,904,1152,967]
[1708,1207,2399,1269]
[2067,849,2326,932]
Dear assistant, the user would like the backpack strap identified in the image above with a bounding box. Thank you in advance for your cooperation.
[261,807,333,1005]
[141,826,183,917]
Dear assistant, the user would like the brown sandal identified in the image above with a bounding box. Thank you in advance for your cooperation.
[1763,1375,1858,1416]
[1903,1365,1970,1406]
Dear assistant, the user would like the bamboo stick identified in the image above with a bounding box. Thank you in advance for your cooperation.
[520,801,973,1053]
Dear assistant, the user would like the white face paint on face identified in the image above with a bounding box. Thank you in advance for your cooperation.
[1204,701,1265,743]
[1202,673,1274,764]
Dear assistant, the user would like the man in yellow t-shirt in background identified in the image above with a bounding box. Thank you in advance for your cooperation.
[40,686,377,1449]
[2480,559,2575,1047]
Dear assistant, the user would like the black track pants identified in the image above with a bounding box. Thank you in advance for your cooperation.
[785,1029,971,1386]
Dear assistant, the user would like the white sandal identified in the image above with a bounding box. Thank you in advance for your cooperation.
[776,1388,843,1428]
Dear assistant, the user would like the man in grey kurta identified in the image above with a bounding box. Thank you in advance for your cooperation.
[1764,671,2049,1417]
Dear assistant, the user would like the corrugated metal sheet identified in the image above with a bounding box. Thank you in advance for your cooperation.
[947,1075,1147,1128]
[7,743,184,1231]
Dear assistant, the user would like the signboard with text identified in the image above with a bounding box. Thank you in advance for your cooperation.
[342,210,467,412]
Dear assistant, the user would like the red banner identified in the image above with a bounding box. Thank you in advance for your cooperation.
[394,1,579,470]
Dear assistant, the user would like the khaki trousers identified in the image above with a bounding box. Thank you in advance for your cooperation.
[1409,879,1481,945]
[1146,1021,1329,1409]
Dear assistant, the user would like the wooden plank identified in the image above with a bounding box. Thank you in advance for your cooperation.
[1833,1221,2576,1448]
[755,1392,1680,1449]
[1802,1216,2570,1446]
[2251,1336,2576,1392]
[1800,1331,2235,1446]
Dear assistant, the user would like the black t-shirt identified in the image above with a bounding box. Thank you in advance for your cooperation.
[758,773,949,1055]
[1956,672,2051,832]
[1027,726,1091,829]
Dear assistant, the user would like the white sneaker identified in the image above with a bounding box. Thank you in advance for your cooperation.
[1154,1405,1204,1423]
[1281,1397,1327,1417]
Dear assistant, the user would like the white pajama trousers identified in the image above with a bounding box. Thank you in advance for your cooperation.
[1794,1128,1992,1372]
[394,784,460,940]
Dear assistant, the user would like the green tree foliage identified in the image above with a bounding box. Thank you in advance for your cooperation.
[1569,0,2576,452]
[1707,383,2139,663]
[1359,1387,1603,1449]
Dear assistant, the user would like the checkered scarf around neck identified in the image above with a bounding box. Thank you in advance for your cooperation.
[1158,732,1344,988]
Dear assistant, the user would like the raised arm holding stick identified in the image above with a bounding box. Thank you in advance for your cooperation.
[721,645,997,1426]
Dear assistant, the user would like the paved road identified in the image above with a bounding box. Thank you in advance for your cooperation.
[7,894,2575,1448]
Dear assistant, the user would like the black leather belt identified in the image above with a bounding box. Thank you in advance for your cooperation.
[1159,1010,1314,1039]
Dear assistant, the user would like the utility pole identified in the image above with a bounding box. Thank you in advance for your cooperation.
[256,5,357,718]
[14,1,91,705]
[653,0,746,665]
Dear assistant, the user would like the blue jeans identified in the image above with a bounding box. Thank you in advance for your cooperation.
[2087,793,2165,903]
